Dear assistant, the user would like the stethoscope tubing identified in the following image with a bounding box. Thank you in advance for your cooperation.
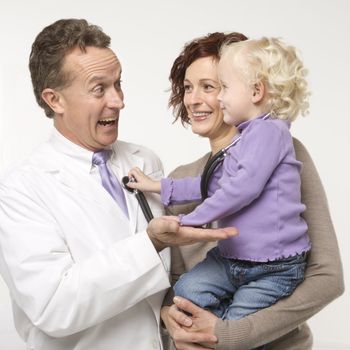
[200,113,271,200]
[200,136,241,200]
[134,190,154,223]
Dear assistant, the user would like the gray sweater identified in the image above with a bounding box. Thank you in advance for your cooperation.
[163,138,344,350]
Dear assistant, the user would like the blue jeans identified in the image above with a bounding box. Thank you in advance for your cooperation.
[174,247,307,320]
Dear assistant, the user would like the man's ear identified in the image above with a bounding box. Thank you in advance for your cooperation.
[251,81,265,103]
[41,88,64,114]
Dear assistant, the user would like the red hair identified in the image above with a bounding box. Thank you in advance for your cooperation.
[169,32,248,124]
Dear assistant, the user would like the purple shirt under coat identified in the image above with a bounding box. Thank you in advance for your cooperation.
[161,117,311,261]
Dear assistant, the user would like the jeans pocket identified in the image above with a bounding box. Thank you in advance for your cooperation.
[262,257,307,297]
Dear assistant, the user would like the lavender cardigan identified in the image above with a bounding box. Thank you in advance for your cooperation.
[161,117,310,261]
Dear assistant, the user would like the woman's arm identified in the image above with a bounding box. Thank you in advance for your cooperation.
[162,140,344,350]
[213,138,345,349]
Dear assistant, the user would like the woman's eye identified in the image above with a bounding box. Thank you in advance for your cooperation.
[184,84,192,92]
[203,84,214,91]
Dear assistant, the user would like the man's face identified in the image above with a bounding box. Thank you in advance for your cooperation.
[54,46,124,151]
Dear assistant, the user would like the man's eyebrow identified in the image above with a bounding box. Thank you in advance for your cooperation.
[88,73,122,85]
[87,75,105,84]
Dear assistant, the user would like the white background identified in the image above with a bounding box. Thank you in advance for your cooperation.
[0,0,349,348]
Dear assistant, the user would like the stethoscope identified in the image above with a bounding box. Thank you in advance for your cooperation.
[200,113,271,200]
[122,113,270,222]
[121,140,240,223]
[122,176,154,223]
[200,135,241,200]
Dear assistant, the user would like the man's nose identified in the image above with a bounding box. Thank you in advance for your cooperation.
[107,89,125,110]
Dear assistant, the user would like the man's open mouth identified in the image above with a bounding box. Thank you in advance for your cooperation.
[98,118,117,126]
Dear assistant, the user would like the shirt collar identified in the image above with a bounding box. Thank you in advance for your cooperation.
[237,113,271,132]
[49,128,96,174]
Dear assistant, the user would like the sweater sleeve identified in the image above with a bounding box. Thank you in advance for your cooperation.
[160,176,202,206]
[214,138,344,350]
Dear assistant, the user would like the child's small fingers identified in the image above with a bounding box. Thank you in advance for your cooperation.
[128,169,141,179]
[126,182,138,189]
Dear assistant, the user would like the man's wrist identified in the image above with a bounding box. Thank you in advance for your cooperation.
[148,231,166,252]
[153,180,161,194]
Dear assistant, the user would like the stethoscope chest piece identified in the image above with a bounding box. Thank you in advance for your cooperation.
[122,176,154,223]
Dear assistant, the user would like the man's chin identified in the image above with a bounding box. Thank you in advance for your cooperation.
[100,133,118,147]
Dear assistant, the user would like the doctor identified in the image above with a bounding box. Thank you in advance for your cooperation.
[0,19,235,350]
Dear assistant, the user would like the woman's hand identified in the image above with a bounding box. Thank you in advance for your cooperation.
[161,297,219,350]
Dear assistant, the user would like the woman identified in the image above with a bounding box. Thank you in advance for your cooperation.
[160,32,344,350]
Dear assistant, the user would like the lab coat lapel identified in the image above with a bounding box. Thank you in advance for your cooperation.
[60,166,112,206]
[110,142,145,235]
[38,140,146,233]
[38,151,129,223]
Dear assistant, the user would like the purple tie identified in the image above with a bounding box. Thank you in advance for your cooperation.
[92,150,129,218]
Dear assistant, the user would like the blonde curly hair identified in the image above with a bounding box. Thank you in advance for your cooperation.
[220,37,310,121]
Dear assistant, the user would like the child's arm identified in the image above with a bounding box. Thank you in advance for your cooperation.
[127,167,161,193]
[128,168,203,205]
[179,121,288,227]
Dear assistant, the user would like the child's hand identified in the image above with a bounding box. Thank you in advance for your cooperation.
[127,167,161,193]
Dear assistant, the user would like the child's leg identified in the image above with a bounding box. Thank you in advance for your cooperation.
[174,247,236,318]
[224,254,307,320]
[224,254,306,350]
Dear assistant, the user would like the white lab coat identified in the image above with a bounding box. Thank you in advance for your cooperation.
[0,131,170,350]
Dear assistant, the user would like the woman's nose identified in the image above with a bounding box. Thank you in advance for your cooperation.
[187,89,202,105]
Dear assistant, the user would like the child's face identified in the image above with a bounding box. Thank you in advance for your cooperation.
[217,57,256,126]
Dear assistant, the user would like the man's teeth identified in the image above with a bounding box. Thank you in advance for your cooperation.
[98,118,116,126]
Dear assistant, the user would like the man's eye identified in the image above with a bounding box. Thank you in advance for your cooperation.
[93,85,104,94]
[115,80,122,90]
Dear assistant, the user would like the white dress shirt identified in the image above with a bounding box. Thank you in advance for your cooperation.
[0,129,170,350]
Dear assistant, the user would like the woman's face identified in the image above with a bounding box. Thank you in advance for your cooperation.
[183,56,234,141]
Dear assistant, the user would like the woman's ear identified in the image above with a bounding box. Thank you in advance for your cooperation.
[41,88,64,115]
[251,81,265,103]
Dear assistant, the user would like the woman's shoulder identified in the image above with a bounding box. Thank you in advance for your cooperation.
[168,153,211,178]
[293,137,306,153]
[292,137,313,164]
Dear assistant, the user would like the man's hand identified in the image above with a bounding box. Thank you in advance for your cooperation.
[161,297,219,350]
[147,216,237,252]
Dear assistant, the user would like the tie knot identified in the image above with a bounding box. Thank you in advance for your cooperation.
[92,150,112,166]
